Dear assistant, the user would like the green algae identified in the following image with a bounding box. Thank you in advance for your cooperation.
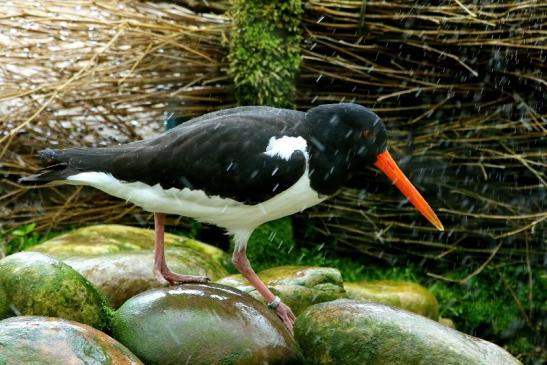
[228,0,303,108]
[295,300,522,365]
[0,316,142,364]
[0,252,111,330]
[112,284,302,365]
[65,248,230,308]
[218,266,346,315]
[27,224,233,272]
[0,285,12,320]
[345,280,439,320]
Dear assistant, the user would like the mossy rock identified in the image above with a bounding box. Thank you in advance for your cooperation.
[229,0,302,107]
[217,266,346,315]
[65,248,230,308]
[112,284,303,365]
[0,316,142,364]
[345,280,439,319]
[0,286,12,320]
[0,252,110,329]
[295,300,522,365]
[27,224,233,271]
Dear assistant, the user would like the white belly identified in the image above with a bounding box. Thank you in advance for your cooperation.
[66,171,327,232]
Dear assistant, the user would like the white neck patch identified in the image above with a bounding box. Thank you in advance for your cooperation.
[264,136,308,161]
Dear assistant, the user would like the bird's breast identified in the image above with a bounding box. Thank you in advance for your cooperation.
[66,169,327,232]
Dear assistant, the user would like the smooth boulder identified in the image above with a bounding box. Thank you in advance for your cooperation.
[0,252,110,329]
[218,266,346,315]
[65,248,229,308]
[295,300,521,365]
[0,316,142,364]
[28,224,233,271]
[345,280,439,319]
[112,284,303,365]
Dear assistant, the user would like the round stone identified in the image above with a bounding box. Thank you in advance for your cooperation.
[0,252,110,329]
[295,299,521,365]
[112,283,303,365]
[65,248,229,308]
[0,316,142,364]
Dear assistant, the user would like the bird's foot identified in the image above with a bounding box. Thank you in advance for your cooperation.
[273,301,296,334]
[155,268,210,286]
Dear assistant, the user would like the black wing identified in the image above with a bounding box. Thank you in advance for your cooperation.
[22,106,308,205]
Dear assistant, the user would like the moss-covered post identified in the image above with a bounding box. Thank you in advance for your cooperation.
[228,0,303,267]
[229,0,302,108]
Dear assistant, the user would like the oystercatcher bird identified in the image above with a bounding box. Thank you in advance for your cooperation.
[20,103,443,331]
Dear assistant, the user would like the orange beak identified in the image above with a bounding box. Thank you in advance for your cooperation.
[374,150,444,231]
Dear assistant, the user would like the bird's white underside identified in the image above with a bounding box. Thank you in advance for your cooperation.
[65,136,327,249]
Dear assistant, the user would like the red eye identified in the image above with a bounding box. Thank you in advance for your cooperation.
[362,130,371,139]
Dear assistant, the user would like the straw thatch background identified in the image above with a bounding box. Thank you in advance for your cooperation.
[296,0,546,273]
[1,0,545,274]
[1,0,232,233]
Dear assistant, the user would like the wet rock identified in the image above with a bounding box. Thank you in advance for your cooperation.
[28,224,233,271]
[112,284,303,365]
[65,248,229,308]
[345,280,439,319]
[0,316,142,364]
[218,266,347,316]
[295,300,522,365]
[0,286,11,320]
[0,252,110,329]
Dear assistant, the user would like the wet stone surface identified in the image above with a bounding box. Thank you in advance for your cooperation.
[295,300,522,365]
[112,283,303,365]
[65,248,229,308]
[0,316,143,364]
[27,224,233,272]
[344,280,439,319]
[0,252,110,329]
[217,266,347,316]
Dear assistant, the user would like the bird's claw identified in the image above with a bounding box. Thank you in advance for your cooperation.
[155,269,210,286]
[274,301,296,335]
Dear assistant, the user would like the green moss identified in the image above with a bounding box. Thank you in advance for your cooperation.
[0,285,12,320]
[296,300,522,365]
[0,317,143,364]
[228,0,303,108]
[112,284,301,365]
[218,266,346,316]
[0,252,111,330]
[345,281,439,320]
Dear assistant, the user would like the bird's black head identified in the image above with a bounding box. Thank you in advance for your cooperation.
[304,103,444,231]
[304,103,388,167]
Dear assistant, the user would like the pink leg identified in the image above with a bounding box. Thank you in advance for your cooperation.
[232,245,296,333]
[153,213,209,285]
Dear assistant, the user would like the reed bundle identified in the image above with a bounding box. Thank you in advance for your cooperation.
[297,0,546,267]
[0,0,232,234]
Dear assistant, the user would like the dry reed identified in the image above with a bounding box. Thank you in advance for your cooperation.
[0,0,232,235]
[296,0,546,270]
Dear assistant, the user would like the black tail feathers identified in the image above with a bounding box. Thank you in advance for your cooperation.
[19,164,78,185]
[19,149,77,185]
